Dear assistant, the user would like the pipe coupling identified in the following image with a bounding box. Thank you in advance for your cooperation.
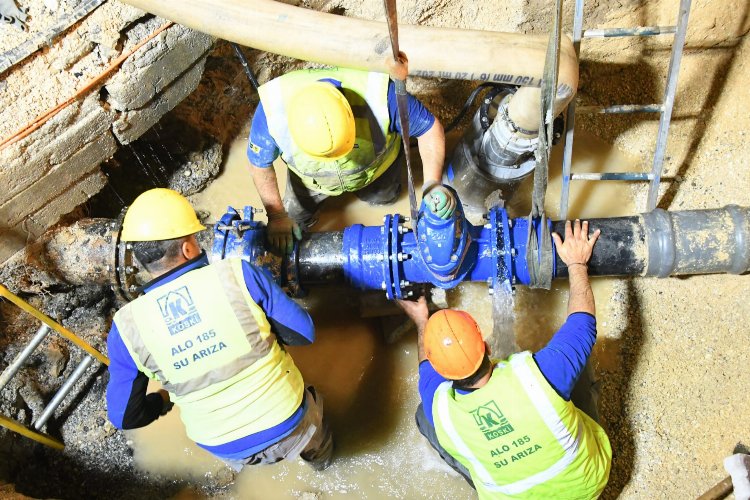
[479,95,538,179]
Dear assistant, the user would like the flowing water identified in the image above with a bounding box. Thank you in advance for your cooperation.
[127,128,637,498]
[490,283,519,360]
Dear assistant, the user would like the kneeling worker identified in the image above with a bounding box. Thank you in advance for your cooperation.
[247,62,454,253]
[398,220,612,498]
[106,188,332,470]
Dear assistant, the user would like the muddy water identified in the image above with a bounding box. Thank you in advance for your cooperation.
[128,128,638,498]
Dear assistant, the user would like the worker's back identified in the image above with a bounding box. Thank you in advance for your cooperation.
[433,351,611,499]
[113,257,304,446]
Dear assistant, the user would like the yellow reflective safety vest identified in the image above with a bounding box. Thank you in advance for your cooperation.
[114,258,304,446]
[258,68,401,196]
[433,352,611,499]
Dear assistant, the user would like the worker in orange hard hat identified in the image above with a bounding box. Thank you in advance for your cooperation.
[247,62,454,254]
[397,220,612,499]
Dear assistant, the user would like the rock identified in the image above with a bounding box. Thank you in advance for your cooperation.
[44,344,67,378]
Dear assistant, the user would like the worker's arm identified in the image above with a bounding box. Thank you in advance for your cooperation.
[395,296,429,362]
[385,81,445,185]
[241,261,314,345]
[534,220,601,400]
[248,103,301,254]
[533,313,596,400]
[106,324,171,429]
[417,120,445,188]
[396,296,446,426]
[552,219,600,316]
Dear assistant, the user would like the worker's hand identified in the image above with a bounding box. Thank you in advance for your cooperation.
[267,210,302,255]
[157,389,174,416]
[551,219,601,269]
[385,51,409,82]
[424,185,457,219]
[395,295,429,332]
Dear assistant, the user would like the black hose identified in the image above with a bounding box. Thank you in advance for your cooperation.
[231,42,260,91]
[444,82,499,133]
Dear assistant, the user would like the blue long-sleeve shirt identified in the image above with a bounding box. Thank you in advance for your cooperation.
[247,78,436,168]
[418,312,597,426]
[106,253,314,458]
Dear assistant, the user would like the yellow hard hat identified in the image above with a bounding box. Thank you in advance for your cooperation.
[287,82,356,161]
[120,188,205,242]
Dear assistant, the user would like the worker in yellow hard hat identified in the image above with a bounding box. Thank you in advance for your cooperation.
[106,188,333,471]
[397,220,612,499]
[247,61,454,253]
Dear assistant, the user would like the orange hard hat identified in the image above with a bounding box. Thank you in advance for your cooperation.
[424,309,486,380]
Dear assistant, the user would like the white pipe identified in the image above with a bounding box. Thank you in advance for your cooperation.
[121,0,578,133]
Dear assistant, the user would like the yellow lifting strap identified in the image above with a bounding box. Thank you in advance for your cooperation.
[0,284,109,450]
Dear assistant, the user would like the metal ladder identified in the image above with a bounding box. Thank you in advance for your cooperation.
[559,0,692,219]
[0,285,109,450]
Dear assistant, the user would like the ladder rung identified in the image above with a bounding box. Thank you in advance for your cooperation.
[571,173,654,181]
[34,356,95,430]
[583,26,677,38]
[0,325,51,392]
[577,104,664,114]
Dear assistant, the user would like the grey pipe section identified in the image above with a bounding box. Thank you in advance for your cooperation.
[0,325,51,392]
[554,206,750,278]
[643,205,750,277]
[34,355,95,430]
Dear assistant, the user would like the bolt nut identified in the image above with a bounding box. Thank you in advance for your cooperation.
[450,255,458,262]
[426,255,433,263]
[403,217,411,222]
[381,281,386,290]
[420,234,427,241]
[508,219,513,228]
[407,291,414,297]
[511,248,517,256]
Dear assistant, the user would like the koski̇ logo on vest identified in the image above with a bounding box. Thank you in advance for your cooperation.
[157,286,202,335]
[471,400,514,441]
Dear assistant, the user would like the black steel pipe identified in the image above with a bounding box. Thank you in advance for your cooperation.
[297,232,346,284]
[553,216,646,278]
[554,206,750,278]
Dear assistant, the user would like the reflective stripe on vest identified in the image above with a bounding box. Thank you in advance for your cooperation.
[258,68,400,195]
[114,258,305,445]
[434,352,583,495]
[115,259,274,397]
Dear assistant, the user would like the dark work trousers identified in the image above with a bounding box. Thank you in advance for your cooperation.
[415,403,476,488]
[415,361,600,490]
[221,387,333,472]
[283,148,405,228]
